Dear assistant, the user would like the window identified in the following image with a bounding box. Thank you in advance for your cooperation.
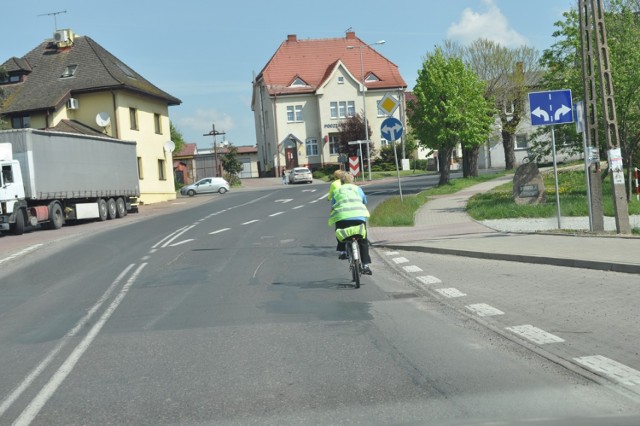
[290,77,307,87]
[154,113,162,134]
[129,108,138,130]
[0,74,21,84]
[329,135,340,155]
[60,65,78,78]
[380,138,391,147]
[365,73,380,82]
[2,165,14,184]
[330,101,355,119]
[158,159,166,180]
[11,116,30,129]
[330,102,338,119]
[305,138,318,156]
[286,105,303,122]
[137,157,143,179]
[515,134,528,150]
[377,100,386,117]
[337,76,344,84]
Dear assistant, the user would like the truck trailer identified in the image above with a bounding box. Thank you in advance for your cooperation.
[0,128,140,235]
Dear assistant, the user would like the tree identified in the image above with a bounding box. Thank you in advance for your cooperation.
[409,48,493,185]
[539,1,640,198]
[446,39,542,171]
[336,113,376,167]
[220,144,244,186]
[169,122,186,154]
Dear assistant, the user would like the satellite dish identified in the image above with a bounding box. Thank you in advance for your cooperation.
[164,140,176,153]
[96,112,111,127]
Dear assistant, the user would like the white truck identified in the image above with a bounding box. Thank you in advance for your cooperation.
[0,129,140,235]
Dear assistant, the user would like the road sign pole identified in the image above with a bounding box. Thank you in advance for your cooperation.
[551,128,562,229]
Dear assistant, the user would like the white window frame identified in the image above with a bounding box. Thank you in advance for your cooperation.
[305,138,319,156]
[286,105,303,123]
[329,135,340,155]
[515,134,528,150]
[330,102,338,119]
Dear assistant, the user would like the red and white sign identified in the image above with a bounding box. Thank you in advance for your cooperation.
[349,156,360,176]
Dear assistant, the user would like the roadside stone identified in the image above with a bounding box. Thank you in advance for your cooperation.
[513,162,545,205]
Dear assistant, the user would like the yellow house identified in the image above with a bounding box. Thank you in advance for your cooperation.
[0,29,181,204]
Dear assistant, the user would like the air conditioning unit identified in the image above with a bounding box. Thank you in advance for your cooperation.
[54,29,70,43]
[67,98,79,110]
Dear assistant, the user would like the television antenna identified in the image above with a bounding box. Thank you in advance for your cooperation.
[38,10,67,31]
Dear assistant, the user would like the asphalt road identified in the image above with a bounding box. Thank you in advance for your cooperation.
[0,181,639,425]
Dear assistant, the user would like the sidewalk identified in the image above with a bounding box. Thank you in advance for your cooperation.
[368,175,640,274]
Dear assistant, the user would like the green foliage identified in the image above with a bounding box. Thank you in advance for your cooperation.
[369,173,507,227]
[336,113,376,158]
[169,122,186,154]
[539,1,640,192]
[466,169,640,220]
[410,48,493,184]
[220,144,243,179]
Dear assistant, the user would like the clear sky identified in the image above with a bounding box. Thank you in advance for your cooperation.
[2,0,575,149]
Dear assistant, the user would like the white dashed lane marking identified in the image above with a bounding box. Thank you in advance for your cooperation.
[269,212,284,217]
[242,220,260,225]
[209,228,230,235]
[574,355,640,386]
[403,265,423,273]
[505,325,565,344]
[466,303,504,317]
[416,275,442,285]
[435,288,466,298]
[392,257,409,264]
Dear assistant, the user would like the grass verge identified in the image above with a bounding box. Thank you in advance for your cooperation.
[368,172,507,227]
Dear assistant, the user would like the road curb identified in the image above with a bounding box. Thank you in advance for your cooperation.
[373,243,640,275]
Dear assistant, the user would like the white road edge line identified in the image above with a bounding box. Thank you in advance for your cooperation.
[0,264,136,420]
[13,263,147,426]
[169,239,194,247]
[161,225,196,248]
[0,244,44,265]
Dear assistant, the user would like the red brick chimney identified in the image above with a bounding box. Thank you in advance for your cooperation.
[346,31,356,40]
[287,34,297,42]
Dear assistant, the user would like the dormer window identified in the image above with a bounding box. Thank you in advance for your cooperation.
[0,73,22,84]
[60,65,78,78]
[365,73,380,82]
[290,77,308,87]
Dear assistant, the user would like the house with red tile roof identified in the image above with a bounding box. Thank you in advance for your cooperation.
[252,31,407,176]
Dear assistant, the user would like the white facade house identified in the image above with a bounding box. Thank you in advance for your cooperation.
[252,32,407,176]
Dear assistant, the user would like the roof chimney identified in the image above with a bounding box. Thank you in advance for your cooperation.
[287,34,297,42]
[346,31,356,40]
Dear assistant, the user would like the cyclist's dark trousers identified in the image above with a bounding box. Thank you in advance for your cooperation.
[335,219,371,264]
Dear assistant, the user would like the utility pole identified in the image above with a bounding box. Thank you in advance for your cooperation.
[578,0,631,234]
[203,124,225,177]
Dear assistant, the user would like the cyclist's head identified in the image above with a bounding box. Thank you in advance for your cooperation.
[333,170,345,180]
[341,173,355,184]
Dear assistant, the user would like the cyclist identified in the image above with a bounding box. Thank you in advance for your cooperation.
[328,173,372,275]
[327,169,345,202]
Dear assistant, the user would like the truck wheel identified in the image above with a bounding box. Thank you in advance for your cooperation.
[98,199,108,221]
[107,198,117,220]
[11,211,25,235]
[49,202,64,230]
[116,197,127,218]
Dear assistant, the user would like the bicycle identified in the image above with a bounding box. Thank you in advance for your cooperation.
[335,224,367,289]
[345,236,363,288]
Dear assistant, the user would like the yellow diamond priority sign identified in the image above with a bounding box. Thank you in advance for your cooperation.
[378,93,399,116]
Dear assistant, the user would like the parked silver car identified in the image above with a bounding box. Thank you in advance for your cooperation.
[288,167,313,184]
[180,177,230,196]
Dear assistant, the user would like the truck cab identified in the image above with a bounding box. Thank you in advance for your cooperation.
[0,149,27,233]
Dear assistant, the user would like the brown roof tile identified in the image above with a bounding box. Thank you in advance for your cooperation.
[257,32,406,96]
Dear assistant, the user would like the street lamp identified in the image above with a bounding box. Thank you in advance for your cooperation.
[347,39,385,181]
[203,124,226,177]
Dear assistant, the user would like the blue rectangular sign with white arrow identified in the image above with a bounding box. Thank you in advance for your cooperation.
[528,89,574,126]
